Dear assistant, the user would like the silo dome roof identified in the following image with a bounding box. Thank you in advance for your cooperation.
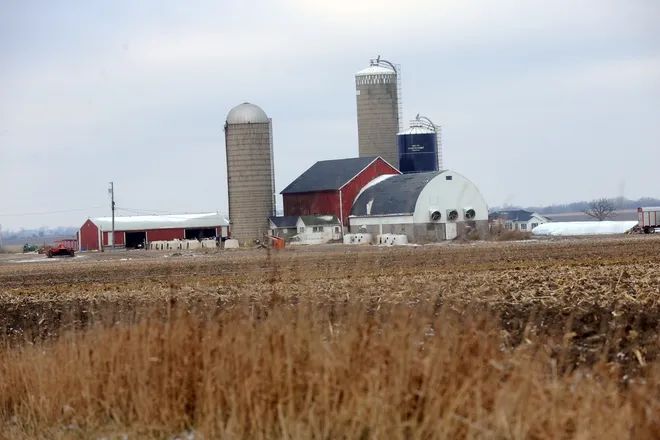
[397,126,435,135]
[355,65,396,76]
[226,102,269,124]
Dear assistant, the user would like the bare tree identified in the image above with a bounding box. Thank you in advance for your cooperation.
[583,198,617,221]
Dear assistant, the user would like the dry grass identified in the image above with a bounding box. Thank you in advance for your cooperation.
[1,237,660,438]
[0,245,23,254]
[491,229,533,242]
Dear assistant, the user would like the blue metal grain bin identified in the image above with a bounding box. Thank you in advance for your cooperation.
[397,116,439,174]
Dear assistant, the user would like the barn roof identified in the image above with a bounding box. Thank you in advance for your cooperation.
[281,157,386,194]
[268,216,299,228]
[489,210,553,222]
[90,212,230,232]
[299,215,341,226]
[489,210,534,222]
[350,171,445,217]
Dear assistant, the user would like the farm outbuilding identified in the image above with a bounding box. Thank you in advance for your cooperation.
[78,212,230,251]
[349,170,489,242]
[290,215,343,245]
[281,156,400,227]
[488,210,551,232]
[268,215,343,244]
[267,215,300,240]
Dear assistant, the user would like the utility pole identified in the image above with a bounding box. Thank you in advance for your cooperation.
[109,182,115,250]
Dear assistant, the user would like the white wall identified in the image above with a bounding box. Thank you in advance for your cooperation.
[349,215,414,232]
[413,171,489,224]
[294,218,342,244]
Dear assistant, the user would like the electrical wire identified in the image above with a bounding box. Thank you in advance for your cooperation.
[0,205,108,217]
[116,207,229,218]
[115,207,162,216]
[117,206,172,214]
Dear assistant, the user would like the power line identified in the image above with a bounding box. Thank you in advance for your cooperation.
[116,207,160,216]
[116,207,229,217]
[0,205,108,217]
[116,206,172,214]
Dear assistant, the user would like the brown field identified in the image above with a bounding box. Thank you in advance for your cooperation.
[1,236,659,439]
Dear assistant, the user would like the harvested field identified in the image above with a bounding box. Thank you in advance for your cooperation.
[1,236,659,438]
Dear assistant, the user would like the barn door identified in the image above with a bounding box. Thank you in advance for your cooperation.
[445,223,458,240]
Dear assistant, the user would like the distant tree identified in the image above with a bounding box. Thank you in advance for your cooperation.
[583,198,617,221]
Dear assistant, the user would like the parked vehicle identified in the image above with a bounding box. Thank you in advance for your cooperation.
[46,240,77,258]
[23,244,38,253]
[638,207,660,234]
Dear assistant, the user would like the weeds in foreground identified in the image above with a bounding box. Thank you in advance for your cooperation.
[1,301,658,439]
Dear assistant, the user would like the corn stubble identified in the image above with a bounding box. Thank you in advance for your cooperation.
[1,237,660,439]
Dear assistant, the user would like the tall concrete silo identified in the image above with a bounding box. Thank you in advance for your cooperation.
[224,102,276,245]
[397,115,443,174]
[355,56,402,168]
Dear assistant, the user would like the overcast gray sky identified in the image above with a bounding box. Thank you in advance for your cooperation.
[1,0,658,230]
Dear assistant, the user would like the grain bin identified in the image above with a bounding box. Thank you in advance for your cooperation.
[224,102,276,245]
[397,115,442,174]
[355,56,401,168]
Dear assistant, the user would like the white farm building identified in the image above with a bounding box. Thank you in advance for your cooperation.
[348,170,488,242]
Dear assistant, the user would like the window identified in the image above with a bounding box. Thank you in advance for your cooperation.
[531,223,538,229]
[505,223,513,230]
[446,175,453,180]
[334,227,340,233]
[298,227,305,233]
[312,226,324,233]
[520,224,527,230]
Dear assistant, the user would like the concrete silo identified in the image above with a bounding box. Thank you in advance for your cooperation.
[224,102,276,245]
[397,115,443,174]
[355,56,401,168]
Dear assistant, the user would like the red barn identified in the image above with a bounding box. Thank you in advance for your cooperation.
[78,212,230,251]
[281,156,401,226]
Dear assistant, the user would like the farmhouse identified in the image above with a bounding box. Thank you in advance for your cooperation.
[291,215,343,245]
[78,212,230,251]
[267,216,300,240]
[281,156,400,227]
[268,215,343,244]
[488,210,551,232]
[349,170,489,242]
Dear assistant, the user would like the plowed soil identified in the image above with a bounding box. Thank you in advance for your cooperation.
[2,236,660,438]
[2,236,659,374]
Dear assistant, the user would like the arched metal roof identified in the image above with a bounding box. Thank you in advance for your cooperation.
[350,171,446,216]
[226,102,269,124]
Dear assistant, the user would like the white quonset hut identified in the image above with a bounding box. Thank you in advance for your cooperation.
[348,170,488,242]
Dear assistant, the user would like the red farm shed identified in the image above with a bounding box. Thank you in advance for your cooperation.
[280,156,401,226]
[78,212,231,251]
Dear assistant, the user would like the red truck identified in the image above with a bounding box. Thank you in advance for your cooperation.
[46,239,77,258]
[638,207,660,234]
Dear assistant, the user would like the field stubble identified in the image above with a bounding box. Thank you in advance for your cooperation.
[0,237,659,438]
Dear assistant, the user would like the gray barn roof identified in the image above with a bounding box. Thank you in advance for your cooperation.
[281,157,382,194]
[268,216,299,228]
[489,210,535,222]
[299,215,341,226]
[350,171,445,217]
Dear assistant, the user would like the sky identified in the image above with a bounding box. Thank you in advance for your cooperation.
[1,0,658,230]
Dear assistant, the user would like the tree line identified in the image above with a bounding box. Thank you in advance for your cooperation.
[491,197,660,221]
